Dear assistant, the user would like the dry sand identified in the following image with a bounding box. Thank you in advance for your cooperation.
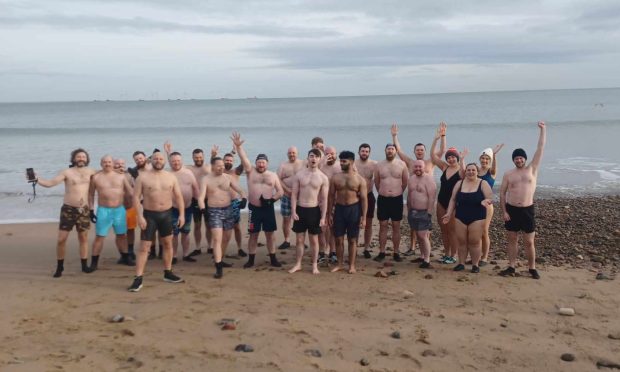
[1,213,619,371]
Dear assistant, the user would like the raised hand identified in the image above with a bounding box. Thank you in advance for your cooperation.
[538,121,546,129]
[460,148,469,160]
[164,140,172,154]
[211,144,219,158]
[391,123,399,136]
[493,143,504,154]
[230,131,244,148]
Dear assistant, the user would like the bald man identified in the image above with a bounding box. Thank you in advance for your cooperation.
[277,146,305,250]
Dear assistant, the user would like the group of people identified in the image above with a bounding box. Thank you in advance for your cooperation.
[31,121,547,291]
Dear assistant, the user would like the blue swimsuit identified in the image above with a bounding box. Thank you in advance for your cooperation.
[478,170,495,189]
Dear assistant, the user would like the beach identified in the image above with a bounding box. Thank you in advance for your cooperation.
[1,196,618,371]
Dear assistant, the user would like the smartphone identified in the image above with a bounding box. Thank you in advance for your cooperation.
[26,168,36,182]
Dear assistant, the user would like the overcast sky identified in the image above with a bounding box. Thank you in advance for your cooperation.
[1,0,619,102]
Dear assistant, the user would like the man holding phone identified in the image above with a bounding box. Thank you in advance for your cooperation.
[30,148,96,277]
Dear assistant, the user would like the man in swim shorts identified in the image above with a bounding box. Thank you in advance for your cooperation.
[198,156,246,278]
[277,146,305,250]
[34,148,96,277]
[328,151,368,274]
[128,151,186,292]
[374,143,408,262]
[499,121,547,280]
[88,155,135,271]
[407,160,437,268]
[168,151,200,264]
[354,143,377,258]
[288,149,329,275]
[319,146,341,264]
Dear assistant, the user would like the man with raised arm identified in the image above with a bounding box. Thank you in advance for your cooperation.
[499,121,547,280]
[354,143,377,259]
[277,146,305,250]
[373,144,409,262]
[88,155,135,271]
[128,151,185,292]
[288,149,329,274]
[391,123,444,258]
[407,160,437,268]
[231,131,284,268]
[198,156,246,278]
[167,151,200,264]
[328,151,368,274]
[33,148,96,277]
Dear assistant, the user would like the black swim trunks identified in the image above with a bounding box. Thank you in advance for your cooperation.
[377,194,404,222]
[292,206,321,235]
[248,203,277,233]
[59,204,90,232]
[334,202,361,238]
[141,209,173,241]
[366,192,376,219]
[192,198,208,223]
[505,203,535,233]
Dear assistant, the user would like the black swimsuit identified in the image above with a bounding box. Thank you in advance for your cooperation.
[455,180,487,226]
[437,169,461,209]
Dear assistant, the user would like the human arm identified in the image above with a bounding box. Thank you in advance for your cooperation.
[197,178,207,210]
[499,173,510,221]
[373,166,381,193]
[133,177,146,230]
[480,180,494,207]
[426,176,437,214]
[272,175,284,201]
[458,148,469,178]
[190,173,200,200]
[88,175,96,211]
[290,176,299,221]
[325,176,335,226]
[391,123,413,165]
[359,176,368,229]
[430,129,447,169]
[490,143,504,177]
[230,177,246,200]
[211,145,219,160]
[231,131,252,174]
[163,140,172,161]
[123,175,134,206]
[401,164,408,193]
[172,177,185,227]
[277,165,292,194]
[35,170,66,188]
[437,122,447,157]
[530,121,546,174]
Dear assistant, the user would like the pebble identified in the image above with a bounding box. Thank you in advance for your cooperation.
[221,323,236,331]
[609,332,620,340]
[577,255,584,260]
[235,344,254,352]
[305,349,322,358]
[561,353,575,362]
[375,271,388,278]
[110,314,124,323]
[388,270,399,276]
[360,358,370,366]
[384,262,394,267]
[121,329,135,337]
[390,331,401,339]
[403,290,414,299]
[592,255,605,263]
[596,273,610,280]
[421,350,436,357]
[500,323,508,328]
[217,318,239,326]
[457,276,469,282]
[490,260,498,265]
[597,359,620,369]
[558,307,575,316]
[493,265,501,270]
[424,274,433,280]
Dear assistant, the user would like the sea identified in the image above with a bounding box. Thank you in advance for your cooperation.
[1,88,619,224]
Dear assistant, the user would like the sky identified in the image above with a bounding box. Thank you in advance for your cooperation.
[1,0,619,102]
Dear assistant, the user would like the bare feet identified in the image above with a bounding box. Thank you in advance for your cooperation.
[330,265,343,273]
[312,266,320,275]
[288,264,302,274]
[348,266,356,274]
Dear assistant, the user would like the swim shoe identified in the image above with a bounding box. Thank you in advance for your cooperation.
[128,276,143,292]
[163,270,184,283]
[453,264,465,271]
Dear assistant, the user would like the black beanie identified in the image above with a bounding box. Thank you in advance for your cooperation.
[512,148,527,160]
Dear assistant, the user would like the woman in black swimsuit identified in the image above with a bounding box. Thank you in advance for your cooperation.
[442,163,493,273]
[430,122,466,264]
[477,144,503,265]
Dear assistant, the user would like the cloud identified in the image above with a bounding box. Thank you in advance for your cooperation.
[0,14,339,38]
